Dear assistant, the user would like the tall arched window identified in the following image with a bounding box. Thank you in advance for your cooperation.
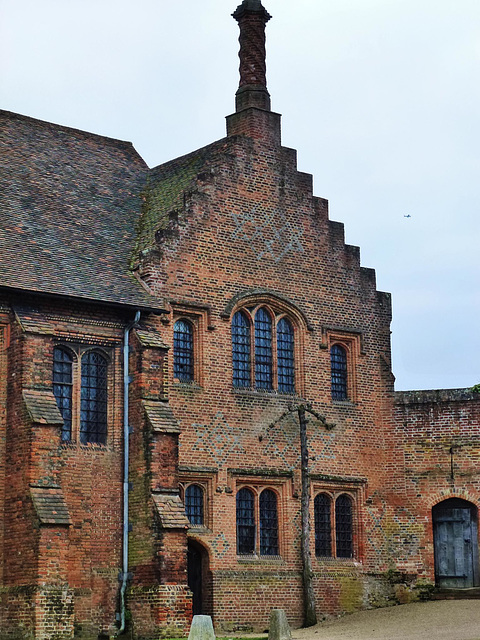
[335,494,353,558]
[277,317,295,393]
[185,484,204,526]
[331,344,348,400]
[259,489,279,556]
[254,307,273,389]
[232,311,251,388]
[53,347,73,442]
[80,351,108,445]
[174,319,194,382]
[236,488,255,554]
[314,493,332,557]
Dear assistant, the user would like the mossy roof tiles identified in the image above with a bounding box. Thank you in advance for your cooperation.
[23,389,64,425]
[0,110,164,310]
[152,493,189,529]
[30,487,71,525]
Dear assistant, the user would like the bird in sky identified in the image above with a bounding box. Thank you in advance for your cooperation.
[404,214,411,218]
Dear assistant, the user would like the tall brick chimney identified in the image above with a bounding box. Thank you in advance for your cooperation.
[227,0,281,144]
[232,0,272,112]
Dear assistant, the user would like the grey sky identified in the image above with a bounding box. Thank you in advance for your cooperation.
[1,0,479,391]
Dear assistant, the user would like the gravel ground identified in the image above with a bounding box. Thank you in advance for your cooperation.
[290,601,480,640]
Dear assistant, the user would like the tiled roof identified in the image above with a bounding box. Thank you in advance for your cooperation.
[0,110,164,310]
[135,329,169,349]
[30,486,71,525]
[144,401,180,434]
[14,305,55,335]
[23,389,64,425]
[152,493,189,529]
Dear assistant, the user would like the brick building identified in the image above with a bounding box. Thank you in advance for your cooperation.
[0,1,479,638]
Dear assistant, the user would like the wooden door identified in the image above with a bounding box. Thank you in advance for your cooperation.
[433,499,478,588]
[187,543,203,615]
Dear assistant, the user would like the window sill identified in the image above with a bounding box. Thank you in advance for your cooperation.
[232,388,300,398]
[187,525,211,535]
[315,556,360,565]
[331,399,356,407]
[172,381,203,392]
[237,554,284,564]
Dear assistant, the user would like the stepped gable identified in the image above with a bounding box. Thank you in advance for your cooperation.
[0,110,164,310]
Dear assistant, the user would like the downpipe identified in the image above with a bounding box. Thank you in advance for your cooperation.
[118,310,141,635]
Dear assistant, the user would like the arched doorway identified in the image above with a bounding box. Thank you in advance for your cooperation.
[187,541,211,615]
[433,498,479,588]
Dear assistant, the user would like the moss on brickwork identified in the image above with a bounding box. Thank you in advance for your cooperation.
[338,577,363,613]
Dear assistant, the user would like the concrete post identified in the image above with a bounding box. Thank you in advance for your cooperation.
[188,615,216,640]
[268,609,292,640]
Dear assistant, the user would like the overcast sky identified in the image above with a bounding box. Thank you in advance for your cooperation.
[1,0,479,391]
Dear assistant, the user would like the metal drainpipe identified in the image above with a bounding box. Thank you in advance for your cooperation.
[118,310,141,635]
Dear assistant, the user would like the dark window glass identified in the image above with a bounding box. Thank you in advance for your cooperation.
[331,344,348,400]
[53,347,73,442]
[174,320,194,382]
[236,488,255,554]
[254,307,273,389]
[232,311,251,388]
[335,494,353,558]
[185,484,204,526]
[259,489,279,555]
[80,351,108,445]
[277,317,295,393]
[314,493,332,557]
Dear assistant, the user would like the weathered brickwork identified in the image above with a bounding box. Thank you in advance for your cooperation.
[0,0,478,637]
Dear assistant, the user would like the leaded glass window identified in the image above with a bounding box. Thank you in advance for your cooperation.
[236,488,255,554]
[259,489,279,555]
[314,493,332,557]
[254,307,273,389]
[174,319,194,382]
[277,317,295,393]
[185,484,204,526]
[80,351,108,445]
[331,344,348,400]
[232,311,251,388]
[335,494,353,558]
[53,347,73,442]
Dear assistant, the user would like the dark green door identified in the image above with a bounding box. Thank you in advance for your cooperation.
[433,499,478,588]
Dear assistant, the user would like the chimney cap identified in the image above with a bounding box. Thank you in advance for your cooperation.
[232,0,271,22]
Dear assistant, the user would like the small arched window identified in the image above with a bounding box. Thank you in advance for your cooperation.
[185,484,204,526]
[277,317,295,393]
[254,307,273,389]
[331,344,348,400]
[259,489,279,556]
[80,351,108,445]
[53,347,73,442]
[314,493,332,557]
[174,319,194,382]
[335,494,353,558]
[236,488,255,554]
[232,311,251,388]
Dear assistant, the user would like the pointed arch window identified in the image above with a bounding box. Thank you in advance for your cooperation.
[232,311,251,388]
[236,487,255,554]
[81,351,108,445]
[174,319,194,382]
[185,484,204,526]
[259,489,279,556]
[314,492,355,559]
[314,493,332,557]
[277,317,295,393]
[231,304,296,393]
[254,307,273,389]
[53,347,73,442]
[331,344,348,400]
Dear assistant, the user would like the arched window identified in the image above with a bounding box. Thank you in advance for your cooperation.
[314,493,332,557]
[259,489,279,556]
[53,347,73,442]
[335,494,353,558]
[331,344,348,400]
[80,351,108,445]
[236,488,255,554]
[254,307,273,389]
[174,319,194,382]
[185,484,204,526]
[232,311,251,388]
[277,317,295,393]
